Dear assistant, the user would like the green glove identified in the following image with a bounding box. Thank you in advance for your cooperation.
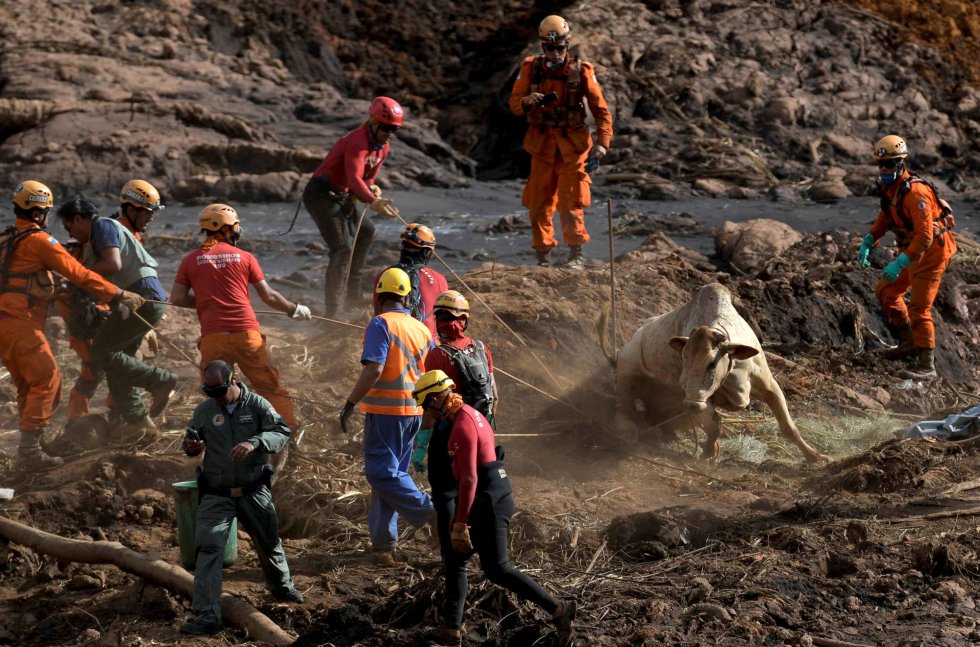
[412,428,433,473]
[882,252,910,283]
[857,233,874,268]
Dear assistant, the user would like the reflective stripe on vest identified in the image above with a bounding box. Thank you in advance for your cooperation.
[87,216,158,291]
[361,311,431,415]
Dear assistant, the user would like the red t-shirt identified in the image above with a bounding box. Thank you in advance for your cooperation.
[311,125,389,204]
[425,337,494,385]
[448,405,497,524]
[174,242,263,335]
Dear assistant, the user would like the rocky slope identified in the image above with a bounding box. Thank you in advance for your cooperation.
[1,0,979,204]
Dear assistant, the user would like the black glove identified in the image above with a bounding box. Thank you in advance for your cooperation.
[340,400,356,434]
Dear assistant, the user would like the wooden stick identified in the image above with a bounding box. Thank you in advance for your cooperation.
[0,516,295,645]
[812,637,876,647]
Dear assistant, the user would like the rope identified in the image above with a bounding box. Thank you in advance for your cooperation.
[392,212,564,391]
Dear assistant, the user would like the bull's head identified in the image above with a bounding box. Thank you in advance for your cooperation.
[668,326,759,411]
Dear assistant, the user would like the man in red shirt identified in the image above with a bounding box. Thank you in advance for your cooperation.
[411,370,576,647]
[170,204,312,429]
[371,223,448,337]
[302,97,404,317]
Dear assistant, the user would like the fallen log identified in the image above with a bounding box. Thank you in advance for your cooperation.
[0,515,294,645]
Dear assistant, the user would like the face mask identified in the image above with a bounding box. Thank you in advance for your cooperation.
[545,59,565,70]
[879,172,900,187]
[436,318,467,341]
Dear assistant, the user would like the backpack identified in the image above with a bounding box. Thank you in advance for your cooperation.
[880,175,956,246]
[66,286,110,339]
[439,341,495,418]
[394,260,424,322]
[0,226,56,307]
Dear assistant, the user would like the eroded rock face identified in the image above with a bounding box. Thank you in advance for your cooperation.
[0,0,977,201]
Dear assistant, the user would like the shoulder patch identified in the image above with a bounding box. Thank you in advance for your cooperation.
[917,200,927,212]
[212,413,225,426]
[48,236,58,244]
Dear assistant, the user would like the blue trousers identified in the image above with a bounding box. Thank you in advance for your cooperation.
[363,413,434,549]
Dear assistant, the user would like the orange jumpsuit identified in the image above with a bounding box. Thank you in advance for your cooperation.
[869,171,957,350]
[0,219,120,430]
[510,54,613,252]
[59,217,141,419]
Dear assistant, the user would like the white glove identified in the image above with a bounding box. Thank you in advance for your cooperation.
[369,184,383,199]
[595,144,608,159]
[145,330,160,354]
[370,198,399,219]
[291,304,312,320]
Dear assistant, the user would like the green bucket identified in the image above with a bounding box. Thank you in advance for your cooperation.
[172,480,238,570]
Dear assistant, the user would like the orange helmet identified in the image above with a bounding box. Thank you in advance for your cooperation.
[401,223,436,249]
[120,179,163,211]
[433,290,469,317]
[873,135,908,161]
[12,180,54,210]
[199,203,240,232]
[539,15,570,43]
[369,96,404,127]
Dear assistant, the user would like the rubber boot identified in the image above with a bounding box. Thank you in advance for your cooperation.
[17,429,63,470]
[552,599,577,647]
[536,250,552,267]
[883,323,915,359]
[901,348,938,379]
[420,626,461,646]
[565,246,585,270]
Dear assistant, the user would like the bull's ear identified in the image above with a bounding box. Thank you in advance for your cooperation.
[669,336,689,351]
[722,343,758,360]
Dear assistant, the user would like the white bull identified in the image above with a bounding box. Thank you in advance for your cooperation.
[608,283,827,463]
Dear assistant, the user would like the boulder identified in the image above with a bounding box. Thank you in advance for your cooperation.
[715,219,803,272]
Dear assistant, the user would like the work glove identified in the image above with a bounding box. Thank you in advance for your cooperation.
[857,233,875,268]
[521,92,545,111]
[369,184,383,199]
[291,303,312,320]
[451,523,473,553]
[411,428,434,473]
[339,400,356,434]
[882,252,911,283]
[585,145,607,173]
[145,330,160,354]
[117,290,146,313]
[370,197,399,219]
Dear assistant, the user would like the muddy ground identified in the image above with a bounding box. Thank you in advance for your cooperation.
[1,216,980,646]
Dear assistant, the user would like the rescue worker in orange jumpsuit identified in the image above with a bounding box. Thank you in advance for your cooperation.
[371,223,448,337]
[302,97,403,317]
[510,15,613,269]
[857,135,957,378]
[59,180,164,420]
[340,267,435,563]
[170,204,312,430]
[0,181,145,469]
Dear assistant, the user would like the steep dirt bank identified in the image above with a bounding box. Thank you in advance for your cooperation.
[2,0,980,204]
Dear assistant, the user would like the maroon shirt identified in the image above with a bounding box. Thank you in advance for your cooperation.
[447,404,497,524]
[311,125,388,203]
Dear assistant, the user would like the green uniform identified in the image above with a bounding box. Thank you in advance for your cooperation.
[86,216,172,421]
[187,384,297,626]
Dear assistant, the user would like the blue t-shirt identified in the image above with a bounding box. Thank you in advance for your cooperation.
[360,306,434,365]
[91,219,166,300]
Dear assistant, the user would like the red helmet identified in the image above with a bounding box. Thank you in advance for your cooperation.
[369,96,404,127]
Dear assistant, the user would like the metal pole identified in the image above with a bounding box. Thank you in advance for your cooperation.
[607,198,618,359]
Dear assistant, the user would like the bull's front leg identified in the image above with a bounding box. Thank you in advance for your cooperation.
[613,372,641,444]
[756,376,830,463]
[699,407,722,463]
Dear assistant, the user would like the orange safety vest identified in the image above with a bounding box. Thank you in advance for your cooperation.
[360,311,432,416]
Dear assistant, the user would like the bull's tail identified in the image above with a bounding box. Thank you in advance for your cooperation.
[597,300,617,367]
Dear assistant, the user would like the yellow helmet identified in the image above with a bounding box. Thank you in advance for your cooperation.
[539,15,570,43]
[376,267,411,296]
[412,370,456,407]
[12,180,53,210]
[401,223,436,249]
[120,179,163,211]
[199,203,240,232]
[873,135,908,161]
[434,290,469,317]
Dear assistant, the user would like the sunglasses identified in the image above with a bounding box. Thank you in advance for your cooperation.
[877,158,902,170]
[543,43,567,52]
[379,124,400,133]
[434,310,464,322]
[201,381,231,398]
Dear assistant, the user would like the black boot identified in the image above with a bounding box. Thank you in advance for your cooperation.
[552,600,577,647]
[565,246,585,269]
[883,323,915,359]
[536,250,552,267]
[902,348,938,379]
[17,429,63,470]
